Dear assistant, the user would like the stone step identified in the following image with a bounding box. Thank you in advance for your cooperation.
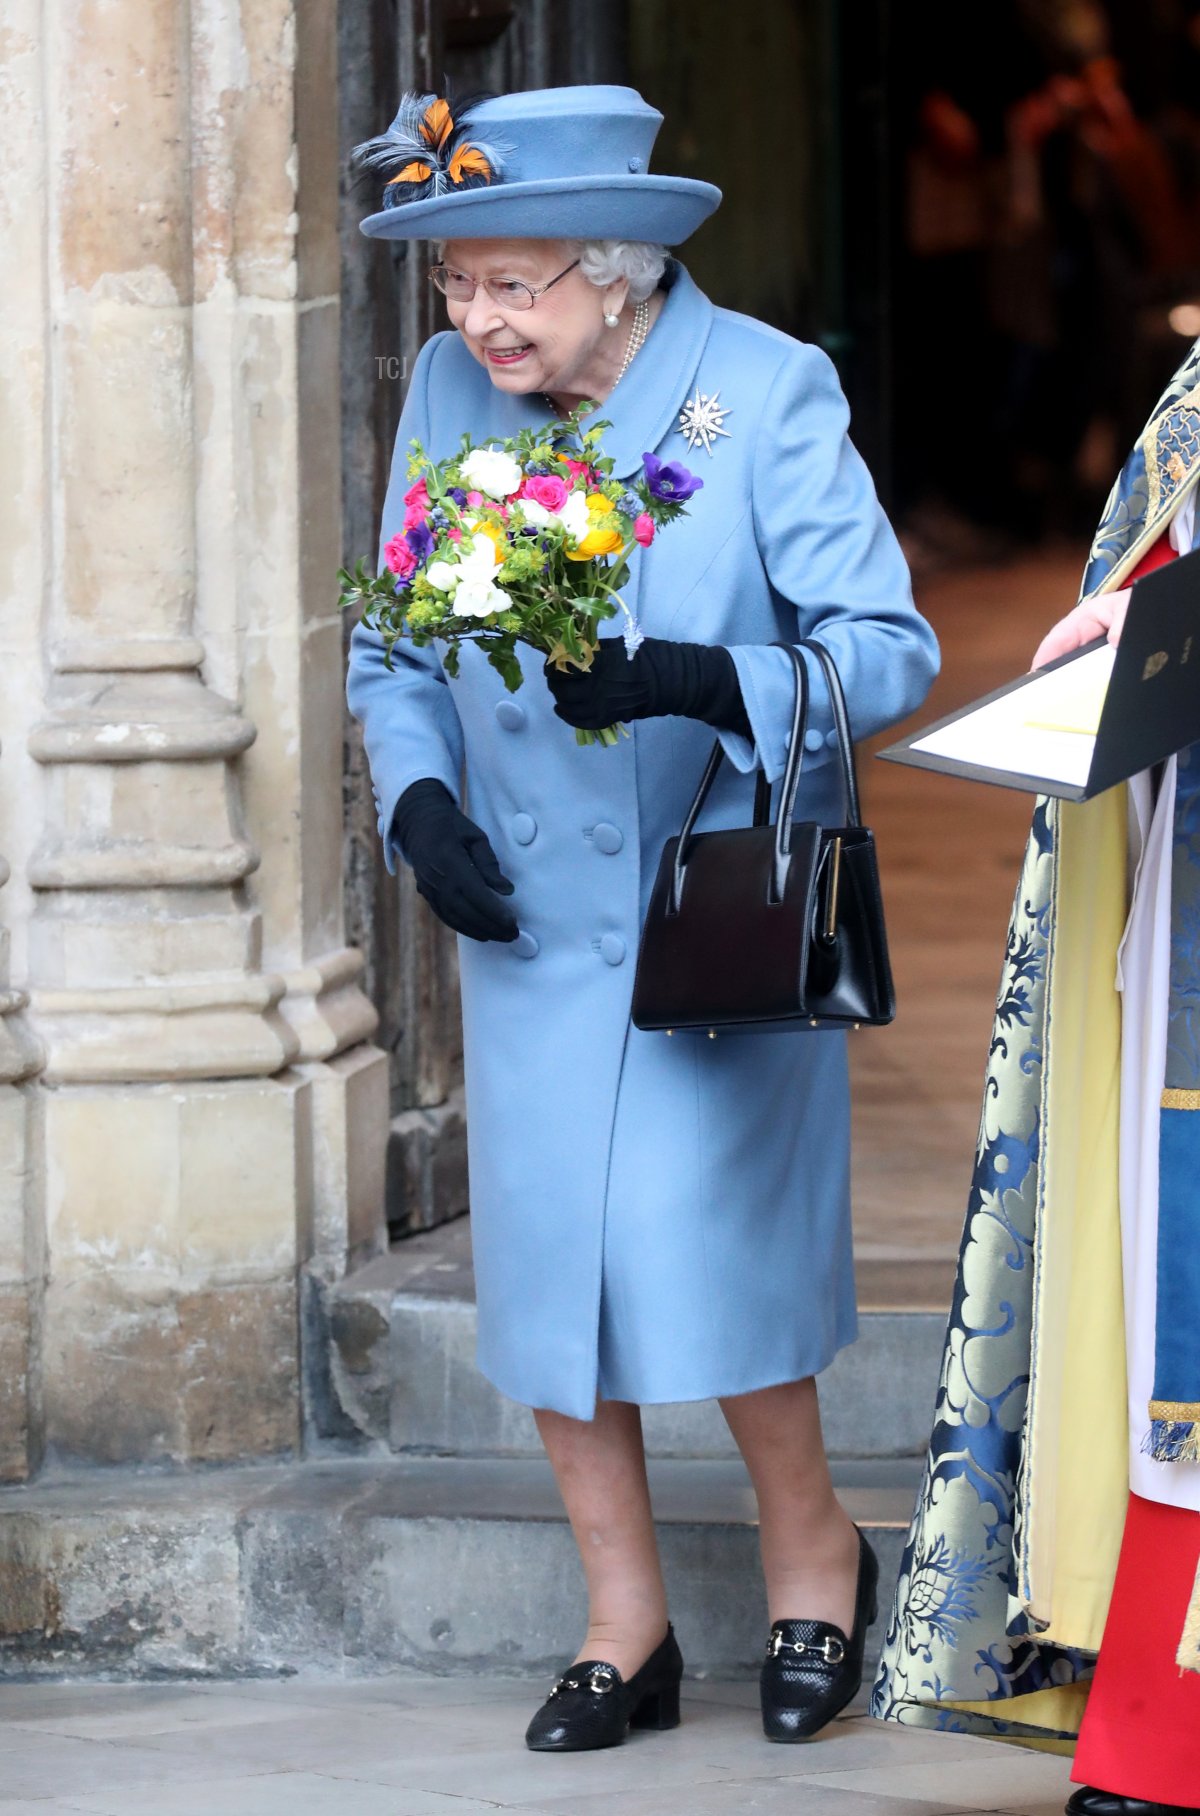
[326,1220,947,1460]
[0,1455,918,1682]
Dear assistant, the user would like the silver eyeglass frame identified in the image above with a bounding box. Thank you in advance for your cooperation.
[428,257,582,312]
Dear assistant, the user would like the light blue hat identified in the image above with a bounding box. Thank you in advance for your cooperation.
[356,85,721,245]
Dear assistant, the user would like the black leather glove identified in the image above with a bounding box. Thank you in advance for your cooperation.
[545,636,752,737]
[392,779,518,944]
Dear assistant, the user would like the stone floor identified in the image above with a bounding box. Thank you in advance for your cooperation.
[0,1676,1076,1815]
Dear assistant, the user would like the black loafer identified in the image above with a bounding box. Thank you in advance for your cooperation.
[760,1526,879,1741]
[525,1625,683,1752]
[1066,1789,1200,1815]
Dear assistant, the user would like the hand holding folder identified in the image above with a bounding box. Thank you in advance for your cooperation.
[880,548,1200,802]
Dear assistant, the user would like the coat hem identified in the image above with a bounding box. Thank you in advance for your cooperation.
[476,1320,858,1419]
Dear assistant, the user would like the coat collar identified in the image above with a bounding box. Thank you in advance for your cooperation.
[480,260,716,480]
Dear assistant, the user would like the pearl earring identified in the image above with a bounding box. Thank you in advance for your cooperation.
[604,310,620,328]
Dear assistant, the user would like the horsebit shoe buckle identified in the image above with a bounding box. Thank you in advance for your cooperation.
[552,1663,618,1696]
[767,1632,845,1664]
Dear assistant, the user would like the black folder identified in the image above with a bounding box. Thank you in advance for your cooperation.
[880,545,1200,800]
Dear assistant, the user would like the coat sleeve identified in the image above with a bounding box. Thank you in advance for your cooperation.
[346,334,465,875]
[719,341,940,781]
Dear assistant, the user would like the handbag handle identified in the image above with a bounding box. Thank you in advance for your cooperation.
[796,639,862,828]
[670,640,859,913]
[672,645,810,911]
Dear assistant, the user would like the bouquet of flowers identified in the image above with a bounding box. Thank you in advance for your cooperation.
[339,405,702,746]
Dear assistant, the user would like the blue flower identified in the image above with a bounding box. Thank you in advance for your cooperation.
[406,521,436,562]
[642,450,703,502]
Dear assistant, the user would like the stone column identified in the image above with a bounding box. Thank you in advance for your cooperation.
[0,2,50,1485]
[4,0,385,1467]
[0,757,45,1484]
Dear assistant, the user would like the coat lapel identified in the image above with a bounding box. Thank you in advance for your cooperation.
[588,261,716,478]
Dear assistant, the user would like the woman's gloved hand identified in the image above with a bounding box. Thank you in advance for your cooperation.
[545,636,751,737]
[392,779,518,944]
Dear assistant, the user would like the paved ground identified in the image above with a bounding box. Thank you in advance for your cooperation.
[0,1676,1076,1814]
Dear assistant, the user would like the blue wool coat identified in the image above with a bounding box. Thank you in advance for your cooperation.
[348,262,939,1420]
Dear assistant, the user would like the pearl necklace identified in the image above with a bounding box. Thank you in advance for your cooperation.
[612,297,650,390]
[543,298,650,416]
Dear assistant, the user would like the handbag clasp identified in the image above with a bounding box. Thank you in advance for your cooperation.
[821,835,843,944]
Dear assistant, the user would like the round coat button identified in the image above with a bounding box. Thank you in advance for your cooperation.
[825,729,841,750]
[600,934,626,967]
[512,813,537,846]
[804,728,824,752]
[592,822,624,855]
[495,700,526,731]
[512,931,539,960]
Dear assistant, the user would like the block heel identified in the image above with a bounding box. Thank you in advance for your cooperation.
[630,1678,682,1730]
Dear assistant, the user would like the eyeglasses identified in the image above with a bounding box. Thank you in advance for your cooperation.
[428,258,581,312]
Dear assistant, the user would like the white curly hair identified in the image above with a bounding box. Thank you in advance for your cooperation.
[574,240,668,302]
[436,239,668,303]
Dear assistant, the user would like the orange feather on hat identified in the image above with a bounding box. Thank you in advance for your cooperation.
[421,98,455,152]
[447,142,494,186]
[385,159,434,188]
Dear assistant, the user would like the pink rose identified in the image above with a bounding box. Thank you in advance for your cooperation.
[466,490,484,509]
[447,526,463,543]
[384,533,417,579]
[558,457,599,485]
[402,478,430,529]
[633,512,655,547]
[521,473,570,512]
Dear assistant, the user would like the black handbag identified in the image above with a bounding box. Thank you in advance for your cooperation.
[631,640,895,1034]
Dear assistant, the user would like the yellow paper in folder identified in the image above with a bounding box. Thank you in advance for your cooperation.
[910,644,1116,789]
[1020,647,1113,735]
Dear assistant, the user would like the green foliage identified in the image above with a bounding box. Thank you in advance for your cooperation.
[339,403,699,742]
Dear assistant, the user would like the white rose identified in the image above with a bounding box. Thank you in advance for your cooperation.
[460,447,523,500]
[424,559,461,594]
[556,489,591,545]
[454,577,511,619]
[460,537,502,574]
[516,498,554,530]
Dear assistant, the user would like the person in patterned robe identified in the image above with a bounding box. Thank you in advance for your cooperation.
[872,341,1200,1815]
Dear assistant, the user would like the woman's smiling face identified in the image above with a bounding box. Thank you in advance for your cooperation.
[439,238,626,400]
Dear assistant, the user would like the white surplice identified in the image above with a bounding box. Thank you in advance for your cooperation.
[1116,492,1200,1514]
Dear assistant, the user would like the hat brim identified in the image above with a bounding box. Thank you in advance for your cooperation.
[359,173,722,246]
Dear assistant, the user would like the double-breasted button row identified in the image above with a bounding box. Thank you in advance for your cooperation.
[803,728,843,753]
[511,931,625,966]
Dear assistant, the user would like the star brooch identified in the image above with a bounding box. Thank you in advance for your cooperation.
[677,386,732,456]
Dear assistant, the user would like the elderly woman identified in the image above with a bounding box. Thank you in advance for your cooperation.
[349,84,939,1751]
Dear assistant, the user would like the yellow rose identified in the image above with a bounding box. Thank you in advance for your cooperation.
[564,492,622,560]
[566,524,623,560]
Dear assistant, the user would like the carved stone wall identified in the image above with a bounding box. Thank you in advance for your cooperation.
[0,0,386,1474]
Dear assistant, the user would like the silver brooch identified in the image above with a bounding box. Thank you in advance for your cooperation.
[678,387,732,455]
